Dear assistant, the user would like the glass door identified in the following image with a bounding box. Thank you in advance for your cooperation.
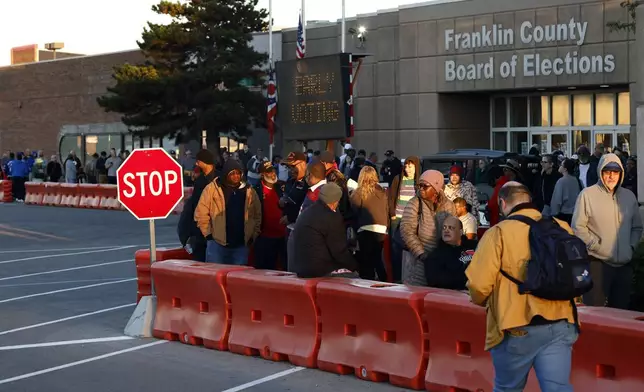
[550,132,569,155]
[593,131,614,150]
[530,133,548,155]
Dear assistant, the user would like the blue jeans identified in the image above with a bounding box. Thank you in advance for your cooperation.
[205,241,249,265]
[490,320,578,392]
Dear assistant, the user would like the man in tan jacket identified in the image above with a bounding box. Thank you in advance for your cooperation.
[195,159,261,265]
[466,181,577,392]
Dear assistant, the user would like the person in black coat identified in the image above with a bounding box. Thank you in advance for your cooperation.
[424,215,478,290]
[178,149,217,262]
[288,183,358,278]
[380,150,402,186]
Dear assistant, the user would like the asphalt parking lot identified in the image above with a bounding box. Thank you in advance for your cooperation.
[0,204,408,392]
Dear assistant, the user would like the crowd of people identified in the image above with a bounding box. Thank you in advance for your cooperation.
[175,141,642,391]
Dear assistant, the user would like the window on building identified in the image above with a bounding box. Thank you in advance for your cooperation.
[618,92,631,125]
[551,95,570,126]
[59,135,83,161]
[530,96,550,127]
[492,132,507,151]
[510,97,528,127]
[573,94,592,126]
[595,94,615,126]
[510,131,528,154]
[86,134,121,160]
[531,134,548,155]
[493,98,507,128]
[617,133,631,155]
[572,130,590,152]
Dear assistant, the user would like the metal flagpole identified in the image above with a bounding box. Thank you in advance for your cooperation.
[268,0,274,161]
[301,0,306,46]
[341,0,346,52]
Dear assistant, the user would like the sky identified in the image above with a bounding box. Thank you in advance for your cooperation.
[0,0,425,66]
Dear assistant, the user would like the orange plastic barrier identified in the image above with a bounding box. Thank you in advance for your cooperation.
[58,183,80,207]
[571,307,644,391]
[316,279,434,390]
[226,270,320,367]
[1,180,12,203]
[78,184,101,208]
[24,182,46,205]
[42,183,61,206]
[152,260,250,350]
[134,247,192,302]
[98,184,122,210]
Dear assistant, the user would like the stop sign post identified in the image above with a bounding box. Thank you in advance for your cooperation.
[117,148,184,291]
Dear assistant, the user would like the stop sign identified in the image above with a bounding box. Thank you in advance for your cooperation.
[117,148,185,220]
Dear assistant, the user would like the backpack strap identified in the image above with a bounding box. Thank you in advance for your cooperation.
[505,214,537,226]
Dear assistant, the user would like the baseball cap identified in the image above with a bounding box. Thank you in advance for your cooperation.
[603,162,622,172]
[384,150,394,156]
[259,161,276,174]
[282,151,307,166]
[319,151,335,164]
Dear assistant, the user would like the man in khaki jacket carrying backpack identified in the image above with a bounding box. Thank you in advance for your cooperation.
[195,159,262,265]
[466,181,578,392]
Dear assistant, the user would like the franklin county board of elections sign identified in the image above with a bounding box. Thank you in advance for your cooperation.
[116,148,185,220]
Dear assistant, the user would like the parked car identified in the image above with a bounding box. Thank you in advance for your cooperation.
[420,149,541,230]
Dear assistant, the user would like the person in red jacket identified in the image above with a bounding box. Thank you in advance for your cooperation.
[488,159,522,226]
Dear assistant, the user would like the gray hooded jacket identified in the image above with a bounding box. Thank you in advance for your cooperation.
[572,153,643,266]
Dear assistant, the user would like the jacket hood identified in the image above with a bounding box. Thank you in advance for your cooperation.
[404,156,421,183]
[597,153,624,190]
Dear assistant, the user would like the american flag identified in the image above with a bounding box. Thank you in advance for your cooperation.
[266,69,277,144]
[296,12,305,59]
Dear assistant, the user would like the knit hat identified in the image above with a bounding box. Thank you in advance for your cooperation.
[419,170,445,192]
[195,149,214,165]
[449,165,463,177]
[318,183,343,204]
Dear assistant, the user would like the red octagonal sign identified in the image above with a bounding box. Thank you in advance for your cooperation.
[117,148,185,220]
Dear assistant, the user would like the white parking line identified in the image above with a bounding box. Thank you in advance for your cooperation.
[0,340,167,385]
[0,278,132,288]
[0,278,136,304]
[0,242,178,254]
[220,367,306,392]
[0,247,134,265]
[0,303,136,336]
[0,336,134,351]
[0,259,132,282]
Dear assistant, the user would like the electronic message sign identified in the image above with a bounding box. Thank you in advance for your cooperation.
[276,53,351,141]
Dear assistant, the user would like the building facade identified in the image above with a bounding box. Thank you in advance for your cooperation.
[0,32,282,162]
[280,0,636,158]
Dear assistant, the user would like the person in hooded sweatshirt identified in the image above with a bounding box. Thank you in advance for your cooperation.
[195,159,262,265]
[572,153,643,309]
[388,156,421,282]
[424,215,477,290]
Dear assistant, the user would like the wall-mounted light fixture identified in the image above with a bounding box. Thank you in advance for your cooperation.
[348,26,367,48]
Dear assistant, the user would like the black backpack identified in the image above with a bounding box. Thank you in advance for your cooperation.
[500,215,593,327]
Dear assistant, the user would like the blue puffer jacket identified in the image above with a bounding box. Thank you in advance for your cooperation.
[10,159,30,178]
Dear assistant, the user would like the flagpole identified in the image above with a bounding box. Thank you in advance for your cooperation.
[301,0,306,47]
[268,0,274,161]
[341,0,346,52]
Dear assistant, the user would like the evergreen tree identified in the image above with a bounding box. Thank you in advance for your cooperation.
[97,0,269,144]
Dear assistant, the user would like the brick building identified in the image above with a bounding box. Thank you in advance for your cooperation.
[0,50,145,158]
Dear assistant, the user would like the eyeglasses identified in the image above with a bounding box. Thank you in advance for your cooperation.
[417,183,432,190]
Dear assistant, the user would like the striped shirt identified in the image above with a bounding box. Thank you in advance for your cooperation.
[395,178,415,218]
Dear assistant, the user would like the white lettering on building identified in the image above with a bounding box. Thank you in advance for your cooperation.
[442,18,615,82]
